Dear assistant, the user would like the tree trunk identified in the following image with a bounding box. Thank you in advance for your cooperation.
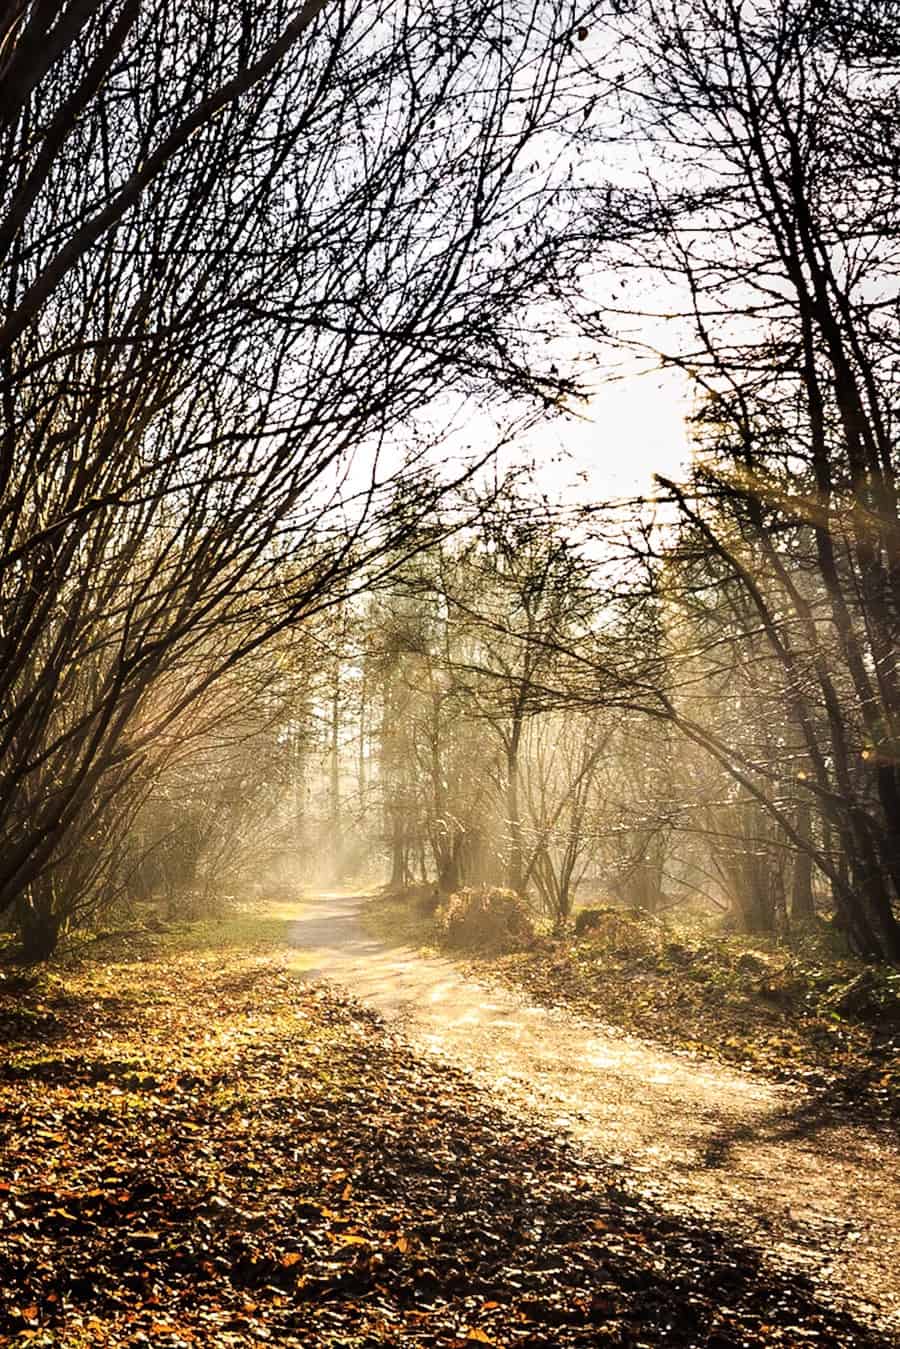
[790,801,815,921]
[506,741,523,894]
[17,886,63,962]
[329,666,342,881]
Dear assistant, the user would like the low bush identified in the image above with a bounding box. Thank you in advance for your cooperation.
[437,886,535,951]
[574,906,664,961]
[574,905,619,937]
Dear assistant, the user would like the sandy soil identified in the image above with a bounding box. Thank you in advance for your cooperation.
[287,892,900,1335]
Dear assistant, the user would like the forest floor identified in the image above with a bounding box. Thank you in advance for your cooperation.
[0,897,896,1348]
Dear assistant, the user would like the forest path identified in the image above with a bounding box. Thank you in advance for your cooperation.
[287,891,900,1334]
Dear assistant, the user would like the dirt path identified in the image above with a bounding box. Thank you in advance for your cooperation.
[287,892,900,1335]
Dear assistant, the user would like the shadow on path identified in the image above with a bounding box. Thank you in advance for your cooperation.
[287,891,900,1334]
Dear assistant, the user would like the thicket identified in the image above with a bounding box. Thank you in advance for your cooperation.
[360,0,900,965]
[0,0,586,958]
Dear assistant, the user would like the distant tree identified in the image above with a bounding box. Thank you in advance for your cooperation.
[436,505,602,894]
[520,709,609,924]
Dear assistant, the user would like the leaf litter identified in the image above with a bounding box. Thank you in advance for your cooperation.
[0,940,895,1348]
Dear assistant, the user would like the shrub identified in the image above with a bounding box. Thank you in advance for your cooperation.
[437,886,535,951]
[574,905,617,937]
[573,906,663,961]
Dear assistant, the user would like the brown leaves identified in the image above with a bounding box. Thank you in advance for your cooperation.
[0,944,892,1346]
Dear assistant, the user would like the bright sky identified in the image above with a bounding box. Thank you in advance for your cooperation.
[527,367,692,504]
[385,363,693,534]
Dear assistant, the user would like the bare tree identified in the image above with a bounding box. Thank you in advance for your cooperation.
[568,0,900,959]
[1,0,591,954]
[520,710,608,924]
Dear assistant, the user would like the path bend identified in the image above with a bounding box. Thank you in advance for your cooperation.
[287,891,900,1334]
